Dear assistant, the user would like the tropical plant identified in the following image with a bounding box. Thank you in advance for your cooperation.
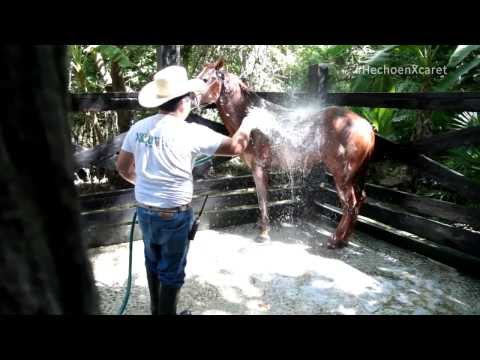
[68,44,480,199]
[441,112,480,183]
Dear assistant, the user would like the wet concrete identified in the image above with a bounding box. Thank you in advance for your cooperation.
[88,216,480,315]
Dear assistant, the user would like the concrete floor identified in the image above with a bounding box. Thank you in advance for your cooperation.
[88,216,480,315]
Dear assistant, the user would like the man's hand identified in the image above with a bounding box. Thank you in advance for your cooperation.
[214,107,283,157]
[116,150,136,185]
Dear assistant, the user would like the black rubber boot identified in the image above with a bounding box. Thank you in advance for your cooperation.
[158,283,181,315]
[157,284,193,315]
[145,268,160,315]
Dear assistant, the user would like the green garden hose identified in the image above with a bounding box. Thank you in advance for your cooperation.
[117,210,136,315]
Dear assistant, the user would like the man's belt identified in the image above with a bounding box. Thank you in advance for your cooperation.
[136,202,192,213]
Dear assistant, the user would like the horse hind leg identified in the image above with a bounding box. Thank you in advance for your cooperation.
[343,165,369,238]
[341,183,364,243]
[252,164,271,243]
[327,161,369,249]
[327,180,358,249]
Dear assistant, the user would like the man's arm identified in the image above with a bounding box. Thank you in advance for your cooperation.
[214,125,252,156]
[116,150,136,185]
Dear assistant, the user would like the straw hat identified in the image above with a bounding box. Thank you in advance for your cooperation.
[138,65,207,108]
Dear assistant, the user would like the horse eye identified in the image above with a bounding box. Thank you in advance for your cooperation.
[203,78,209,83]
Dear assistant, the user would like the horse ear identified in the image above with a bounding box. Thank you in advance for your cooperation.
[214,58,225,70]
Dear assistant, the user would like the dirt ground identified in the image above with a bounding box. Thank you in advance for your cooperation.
[88,215,480,315]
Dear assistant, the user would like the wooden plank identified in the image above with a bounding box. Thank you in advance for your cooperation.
[315,186,480,257]
[80,188,135,212]
[72,114,229,171]
[78,171,299,212]
[370,134,411,162]
[185,113,229,135]
[193,172,296,195]
[256,92,307,107]
[83,222,143,249]
[194,174,255,194]
[71,92,480,112]
[80,186,301,228]
[327,92,480,111]
[310,171,480,228]
[70,92,143,112]
[73,133,126,171]
[364,183,480,228]
[372,136,480,202]
[70,92,300,112]
[410,154,480,202]
[310,203,480,278]
[83,200,301,248]
[194,186,302,212]
[81,206,137,229]
[408,126,480,155]
[203,200,302,229]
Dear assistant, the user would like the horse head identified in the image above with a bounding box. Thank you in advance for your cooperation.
[197,58,250,106]
[197,58,226,106]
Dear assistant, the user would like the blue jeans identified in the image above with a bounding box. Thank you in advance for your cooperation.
[137,207,194,288]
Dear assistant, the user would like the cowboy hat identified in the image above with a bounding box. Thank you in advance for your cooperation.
[138,65,207,108]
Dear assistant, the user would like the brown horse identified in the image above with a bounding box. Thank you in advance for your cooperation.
[197,59,375,249]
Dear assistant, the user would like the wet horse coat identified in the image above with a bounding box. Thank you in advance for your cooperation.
[197,60,375,248]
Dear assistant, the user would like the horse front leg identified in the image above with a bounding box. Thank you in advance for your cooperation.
[252,164,271,243]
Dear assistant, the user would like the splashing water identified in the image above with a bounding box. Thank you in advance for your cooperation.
[244,104,326,164]
[244,103,327,226]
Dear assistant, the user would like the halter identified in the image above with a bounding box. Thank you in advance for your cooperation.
[216,69,232,95]
[197,69,227,110]
[215,69,225,81]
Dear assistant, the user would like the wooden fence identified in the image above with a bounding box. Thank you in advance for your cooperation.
[73,64,480,276]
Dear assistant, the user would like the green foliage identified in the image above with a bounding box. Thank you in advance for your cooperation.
[447,45,480,67]
[433,56,480,91]
[351,106,418,141]
[90,45,132,68]
[354,107,395,138]
[439,112,480,183]
[68,44,480,195]
[284,45,357,91]
[183,45,299,91]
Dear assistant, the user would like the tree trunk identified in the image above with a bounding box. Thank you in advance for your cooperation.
[410,110,434,192]
[111,55,132,134]
[307,63,329,105]
[156,45,181,70]
[181,45,193,72]
[0,45,99,314]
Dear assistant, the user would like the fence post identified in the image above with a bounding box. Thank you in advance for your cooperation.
[307,63,329,105]
[302,64,329,211]
[156,45,181,71]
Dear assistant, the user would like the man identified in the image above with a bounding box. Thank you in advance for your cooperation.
[116,65,253,315]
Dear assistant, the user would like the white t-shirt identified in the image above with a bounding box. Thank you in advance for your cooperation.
[121,113,226,208]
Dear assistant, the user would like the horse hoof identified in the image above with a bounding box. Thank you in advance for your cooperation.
[326,241,337,249]
[326,240,348,249]
[255,234,271,243]
[178,309,192,315]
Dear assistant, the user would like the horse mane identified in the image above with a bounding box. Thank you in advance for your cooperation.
[223,72,250,95]
[224,71,287,113]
